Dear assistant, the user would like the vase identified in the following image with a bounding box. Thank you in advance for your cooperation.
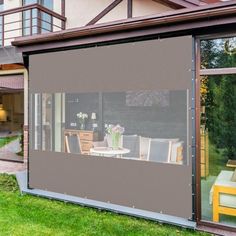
[80,123,85,130]
[112,133,121,150]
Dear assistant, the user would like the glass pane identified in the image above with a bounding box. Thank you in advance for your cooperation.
[23,0,38,35]
[33,93,41,150]
[200,75,236,227]
[201,36,236,69]
[23,9,38,36]
[23,0,53,35]
[31,90,190,166]
[42,93,52,151]
[54,93,62,152]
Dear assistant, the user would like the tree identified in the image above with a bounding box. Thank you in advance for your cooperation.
[201,38,236,160]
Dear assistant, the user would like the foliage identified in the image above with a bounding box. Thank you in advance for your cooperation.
[0,174,18,192]
[0,136,19,149]
[0,174,210,236]
[201,38,236,160]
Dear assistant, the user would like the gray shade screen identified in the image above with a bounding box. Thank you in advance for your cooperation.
[28,36,193,219]
[29,36,192,93]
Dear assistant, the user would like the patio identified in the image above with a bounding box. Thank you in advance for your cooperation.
[0,160,26,174]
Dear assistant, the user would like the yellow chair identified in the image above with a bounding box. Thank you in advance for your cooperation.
[211,171,236,222]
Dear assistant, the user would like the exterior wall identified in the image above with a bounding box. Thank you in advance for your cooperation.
[97,0,127,24]
[3,0,21,10]
[3,0,22,46]
[0,0,175,46]
[65,0,174,28]
[132,0,172,18]
[24,125,29,161]
[65,0,114,28]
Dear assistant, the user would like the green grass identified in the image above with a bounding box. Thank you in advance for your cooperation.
[208,141,232,176]
[0,136,19,148]
[0,174,210,236]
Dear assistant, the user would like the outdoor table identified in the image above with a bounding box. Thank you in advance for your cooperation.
[90,147,130,158]
[226,159,236,168]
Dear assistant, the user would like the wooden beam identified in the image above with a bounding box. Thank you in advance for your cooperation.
[86,0,123,26]
[152,0,181,9]
[152,0,199,9]
[127,0,132,18]
[61,0,66,29]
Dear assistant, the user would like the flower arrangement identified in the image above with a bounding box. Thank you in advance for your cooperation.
[105,124,125,149]
[76,112,88,130]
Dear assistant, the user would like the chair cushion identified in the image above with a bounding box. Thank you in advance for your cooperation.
[140,136,150,160]
[170,141,184,164]
[122,135,140,158]
[231,169,236,182]
[148,139,171,163]
[209,171,236,208]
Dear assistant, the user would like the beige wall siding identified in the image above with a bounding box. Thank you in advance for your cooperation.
[4,0,21,10]
[97,0,127,24]
[3,0,22,46]
[133,0,172,18]
[65,0,174,28]
[0,0,175,46]
[65,0,114,28]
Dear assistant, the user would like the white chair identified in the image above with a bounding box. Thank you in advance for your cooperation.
[121,135,140,159]
[147,139,171,163]
[65,133,81,154]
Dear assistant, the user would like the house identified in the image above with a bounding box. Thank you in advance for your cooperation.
[0,0,236,235]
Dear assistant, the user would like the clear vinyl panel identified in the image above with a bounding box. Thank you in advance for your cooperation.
[200,75,236,227]
[31,90,190,166]
[200,36,236,227]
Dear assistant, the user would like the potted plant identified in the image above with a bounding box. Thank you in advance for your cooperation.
[105,124,125,149]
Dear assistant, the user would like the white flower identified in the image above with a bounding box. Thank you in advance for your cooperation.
[76,112,88,120]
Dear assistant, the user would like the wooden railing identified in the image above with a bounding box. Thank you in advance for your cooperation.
[0,4,66,47]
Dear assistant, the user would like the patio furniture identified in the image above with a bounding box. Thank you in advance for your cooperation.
[122,135,140,158]
[65,132,81,154]
[90,147,130,158]
[210,170,236,222]
[169,141,184,164]
[140,136,150,160]
[226,159,236,168]
[78,130,98,154]
[147,139,171,163]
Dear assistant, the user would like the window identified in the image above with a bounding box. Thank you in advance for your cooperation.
[200,36,236,227]
[31,90,189,165]
[23,0,53,35]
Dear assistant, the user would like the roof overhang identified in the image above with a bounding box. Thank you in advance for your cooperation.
[0,46,23,64]
[0,74,24,91]
[12,1,236,53]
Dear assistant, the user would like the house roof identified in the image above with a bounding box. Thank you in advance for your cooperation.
[12,0,236,52]
[0,75,24,90]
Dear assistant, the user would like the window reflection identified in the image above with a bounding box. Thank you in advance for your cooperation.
[31,90,189,165]
[201,36,236,69]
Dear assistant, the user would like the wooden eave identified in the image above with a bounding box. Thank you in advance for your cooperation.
[12,0,236,52]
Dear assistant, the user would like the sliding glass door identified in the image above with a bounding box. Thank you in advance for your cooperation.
[199,36,236,228]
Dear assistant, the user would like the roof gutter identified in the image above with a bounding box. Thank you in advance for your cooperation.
[12,1,236,48]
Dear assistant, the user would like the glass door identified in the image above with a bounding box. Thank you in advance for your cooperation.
[199,36,236,228]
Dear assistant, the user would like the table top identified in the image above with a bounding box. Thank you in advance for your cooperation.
[90,147,130,156]
[226,159,236,168]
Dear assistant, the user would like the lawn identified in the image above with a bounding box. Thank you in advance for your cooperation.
[0,136,19,148]
[0,174,210,236]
